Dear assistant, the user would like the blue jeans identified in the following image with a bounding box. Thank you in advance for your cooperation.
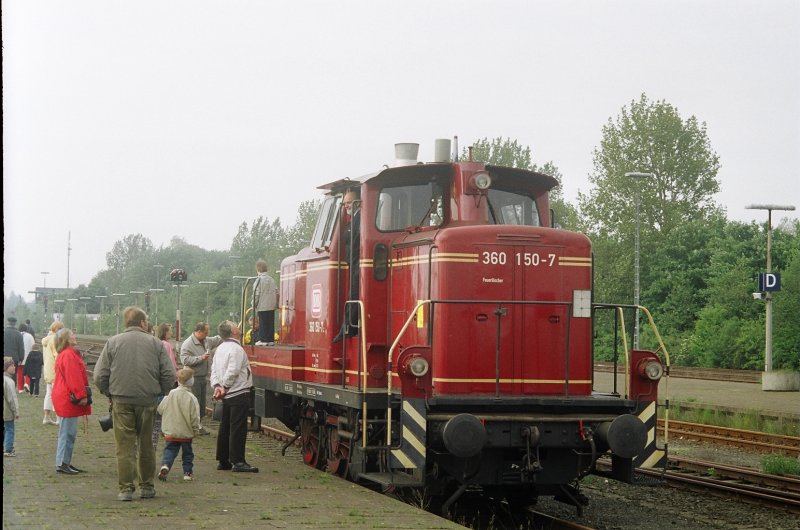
[56,416,78,466]
[4,420,15,452]
[161,441,194,474]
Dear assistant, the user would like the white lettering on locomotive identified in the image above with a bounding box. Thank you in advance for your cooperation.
[482,277,504,283]
[481,251,558,266]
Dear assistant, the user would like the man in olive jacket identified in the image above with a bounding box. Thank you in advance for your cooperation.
[94,306,175,501]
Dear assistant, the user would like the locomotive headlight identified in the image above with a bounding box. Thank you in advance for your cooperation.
[638,359,664,381]
[408,356,429,377]
[470,172,492,191]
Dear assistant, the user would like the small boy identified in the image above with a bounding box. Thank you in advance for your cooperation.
[4,357,20,457]
[157,367,201,481]
[24,346,44,397]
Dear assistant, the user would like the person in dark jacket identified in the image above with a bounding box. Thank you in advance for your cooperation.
[24,345,44,396]
[3,317,25,367]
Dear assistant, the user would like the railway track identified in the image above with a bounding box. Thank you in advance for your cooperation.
[660,419,800,457]
[641,456,800,514]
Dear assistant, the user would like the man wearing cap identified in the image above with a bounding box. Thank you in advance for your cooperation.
[3,318,25,387]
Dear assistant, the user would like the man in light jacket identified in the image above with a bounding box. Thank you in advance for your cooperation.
[180,322,222,434]
[94,307,175,501]
[210,320,257,473]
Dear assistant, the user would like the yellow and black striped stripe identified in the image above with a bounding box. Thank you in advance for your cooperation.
[634,401,667,469]
[390,398,427,469]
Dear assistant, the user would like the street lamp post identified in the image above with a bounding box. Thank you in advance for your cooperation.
[625,172,655,349]
[79,297,91,335]
[54,300,65,322]
[66,298,78,329]
[41,271,50,288]
[154,263,163,290]
[111,293,126,334]
[746,203,796,377]
[95,295,107,335]
[150,288,164,326]
[198,281,218,320]
[130,291,145,308]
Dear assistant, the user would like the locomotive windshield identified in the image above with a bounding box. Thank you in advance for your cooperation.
[485,188,541,226]
[376,181,444,231]
[310,195,342,249]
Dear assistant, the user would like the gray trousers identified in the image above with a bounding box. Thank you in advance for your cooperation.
[191,376,208,419]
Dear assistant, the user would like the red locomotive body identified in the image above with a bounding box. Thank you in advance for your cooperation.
[246,143,667,513]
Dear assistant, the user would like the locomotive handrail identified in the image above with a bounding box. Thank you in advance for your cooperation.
[639,304,671,449]
[593,302,672,450]
[387,299,431,447]
[343,299,368,448]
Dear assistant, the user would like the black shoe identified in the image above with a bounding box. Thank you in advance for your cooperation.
[56,464,78,475]
[231,462,259,473]
[67,464,83,473]
[217,462,232,471]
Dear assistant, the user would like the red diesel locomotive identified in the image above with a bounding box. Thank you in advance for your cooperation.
[243,141,668,513]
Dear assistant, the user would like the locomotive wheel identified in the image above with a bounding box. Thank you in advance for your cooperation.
[300,416,323,469]
[325,423,350,477]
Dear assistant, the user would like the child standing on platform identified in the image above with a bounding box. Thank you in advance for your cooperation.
[157,367,201,481]
[25,346,44,397]
[4,357,20,456]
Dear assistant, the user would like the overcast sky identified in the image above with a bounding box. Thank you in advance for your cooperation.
[4,0,799,301]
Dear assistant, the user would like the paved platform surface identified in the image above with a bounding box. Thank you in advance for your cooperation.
[2,393,462,530]
[594,371,799,418]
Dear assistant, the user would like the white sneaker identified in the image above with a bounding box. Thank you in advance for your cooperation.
[3,451,16,457]
[255,341,267,346]
[183,472,193,481]
[158,465,169,481]
[43,418,49,425]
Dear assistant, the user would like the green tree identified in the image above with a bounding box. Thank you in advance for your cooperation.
[105,234,154,271]
[579,93,721,240]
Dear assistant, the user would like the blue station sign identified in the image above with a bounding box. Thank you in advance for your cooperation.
[757,272,781,292]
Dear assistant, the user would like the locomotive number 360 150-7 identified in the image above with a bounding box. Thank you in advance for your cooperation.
[481,251,556,266]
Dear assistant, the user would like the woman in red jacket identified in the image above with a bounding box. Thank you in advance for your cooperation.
[52,328,92,475]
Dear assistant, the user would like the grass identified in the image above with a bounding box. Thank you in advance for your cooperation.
[761,454,800,476]
[662,402,800,436]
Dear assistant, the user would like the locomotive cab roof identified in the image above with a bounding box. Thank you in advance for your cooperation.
[318,162,559,195]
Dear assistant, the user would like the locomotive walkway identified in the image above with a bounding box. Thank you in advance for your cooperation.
[2,393,462,529]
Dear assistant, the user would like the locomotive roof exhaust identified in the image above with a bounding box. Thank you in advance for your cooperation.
[394,143,419,166]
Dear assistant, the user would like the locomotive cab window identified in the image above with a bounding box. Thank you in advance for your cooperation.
[485,188,541,226]
[311,195,341,250]
[376,180,445,232]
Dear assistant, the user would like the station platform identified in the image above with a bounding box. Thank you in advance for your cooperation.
[2,393,462,529]
[594,371,799,419]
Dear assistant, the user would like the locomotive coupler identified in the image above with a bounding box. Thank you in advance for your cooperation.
[521,426,542,475]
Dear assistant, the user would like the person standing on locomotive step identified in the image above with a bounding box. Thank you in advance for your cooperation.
[253,259,277,346]
[333,188,361,342]
[210,320,258,473]
[94,307,175,501]
[180,322,222,435]
[52,327,92,475]
[41,321,65,425]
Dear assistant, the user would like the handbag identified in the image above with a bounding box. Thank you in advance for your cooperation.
[70,385,93,405]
